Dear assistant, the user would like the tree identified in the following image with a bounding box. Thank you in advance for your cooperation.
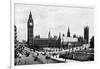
[14,25,18,44]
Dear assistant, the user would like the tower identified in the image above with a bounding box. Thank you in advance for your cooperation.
[48,31,51,39]
[67,27,70,37]
[27,11,34,48]
[84,26,89,43]
[57,33,61,48]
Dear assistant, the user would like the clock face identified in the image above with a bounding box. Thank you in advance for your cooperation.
[29,22,32,26]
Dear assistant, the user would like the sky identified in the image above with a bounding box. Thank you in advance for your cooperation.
[15,3,94,42]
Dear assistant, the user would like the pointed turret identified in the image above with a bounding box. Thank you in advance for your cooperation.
[67,26,70,37]
[57,33,61,48]
[29,11,32,18]
[48,31,51,39]
[28,11,33,23]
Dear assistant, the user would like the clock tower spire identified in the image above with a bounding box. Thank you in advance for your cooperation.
[67,26,70,37]
[27,11,34,48]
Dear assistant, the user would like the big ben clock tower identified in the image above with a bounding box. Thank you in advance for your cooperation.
[27,11,34,48]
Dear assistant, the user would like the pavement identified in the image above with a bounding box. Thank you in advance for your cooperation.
[50,56,81,63]
[15,47,84,66]
[15,53,41,65]
[15,51,59,65]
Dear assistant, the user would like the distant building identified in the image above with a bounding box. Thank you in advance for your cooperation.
[84,26,89,43]
[61,37,78,43]
[61,37,82,48]
[61,27,84,49]
[34,38,58,49]
[33,33,62,49]
[67,27,70,37]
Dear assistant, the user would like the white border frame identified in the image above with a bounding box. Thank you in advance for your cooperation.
[10,0,95,69]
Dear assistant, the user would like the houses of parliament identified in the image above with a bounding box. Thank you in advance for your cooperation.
[15,11,89,49]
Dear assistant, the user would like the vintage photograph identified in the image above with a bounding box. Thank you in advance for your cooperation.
[14,3,94,66]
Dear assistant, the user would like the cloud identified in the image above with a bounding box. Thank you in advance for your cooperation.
[15,4,94,41]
